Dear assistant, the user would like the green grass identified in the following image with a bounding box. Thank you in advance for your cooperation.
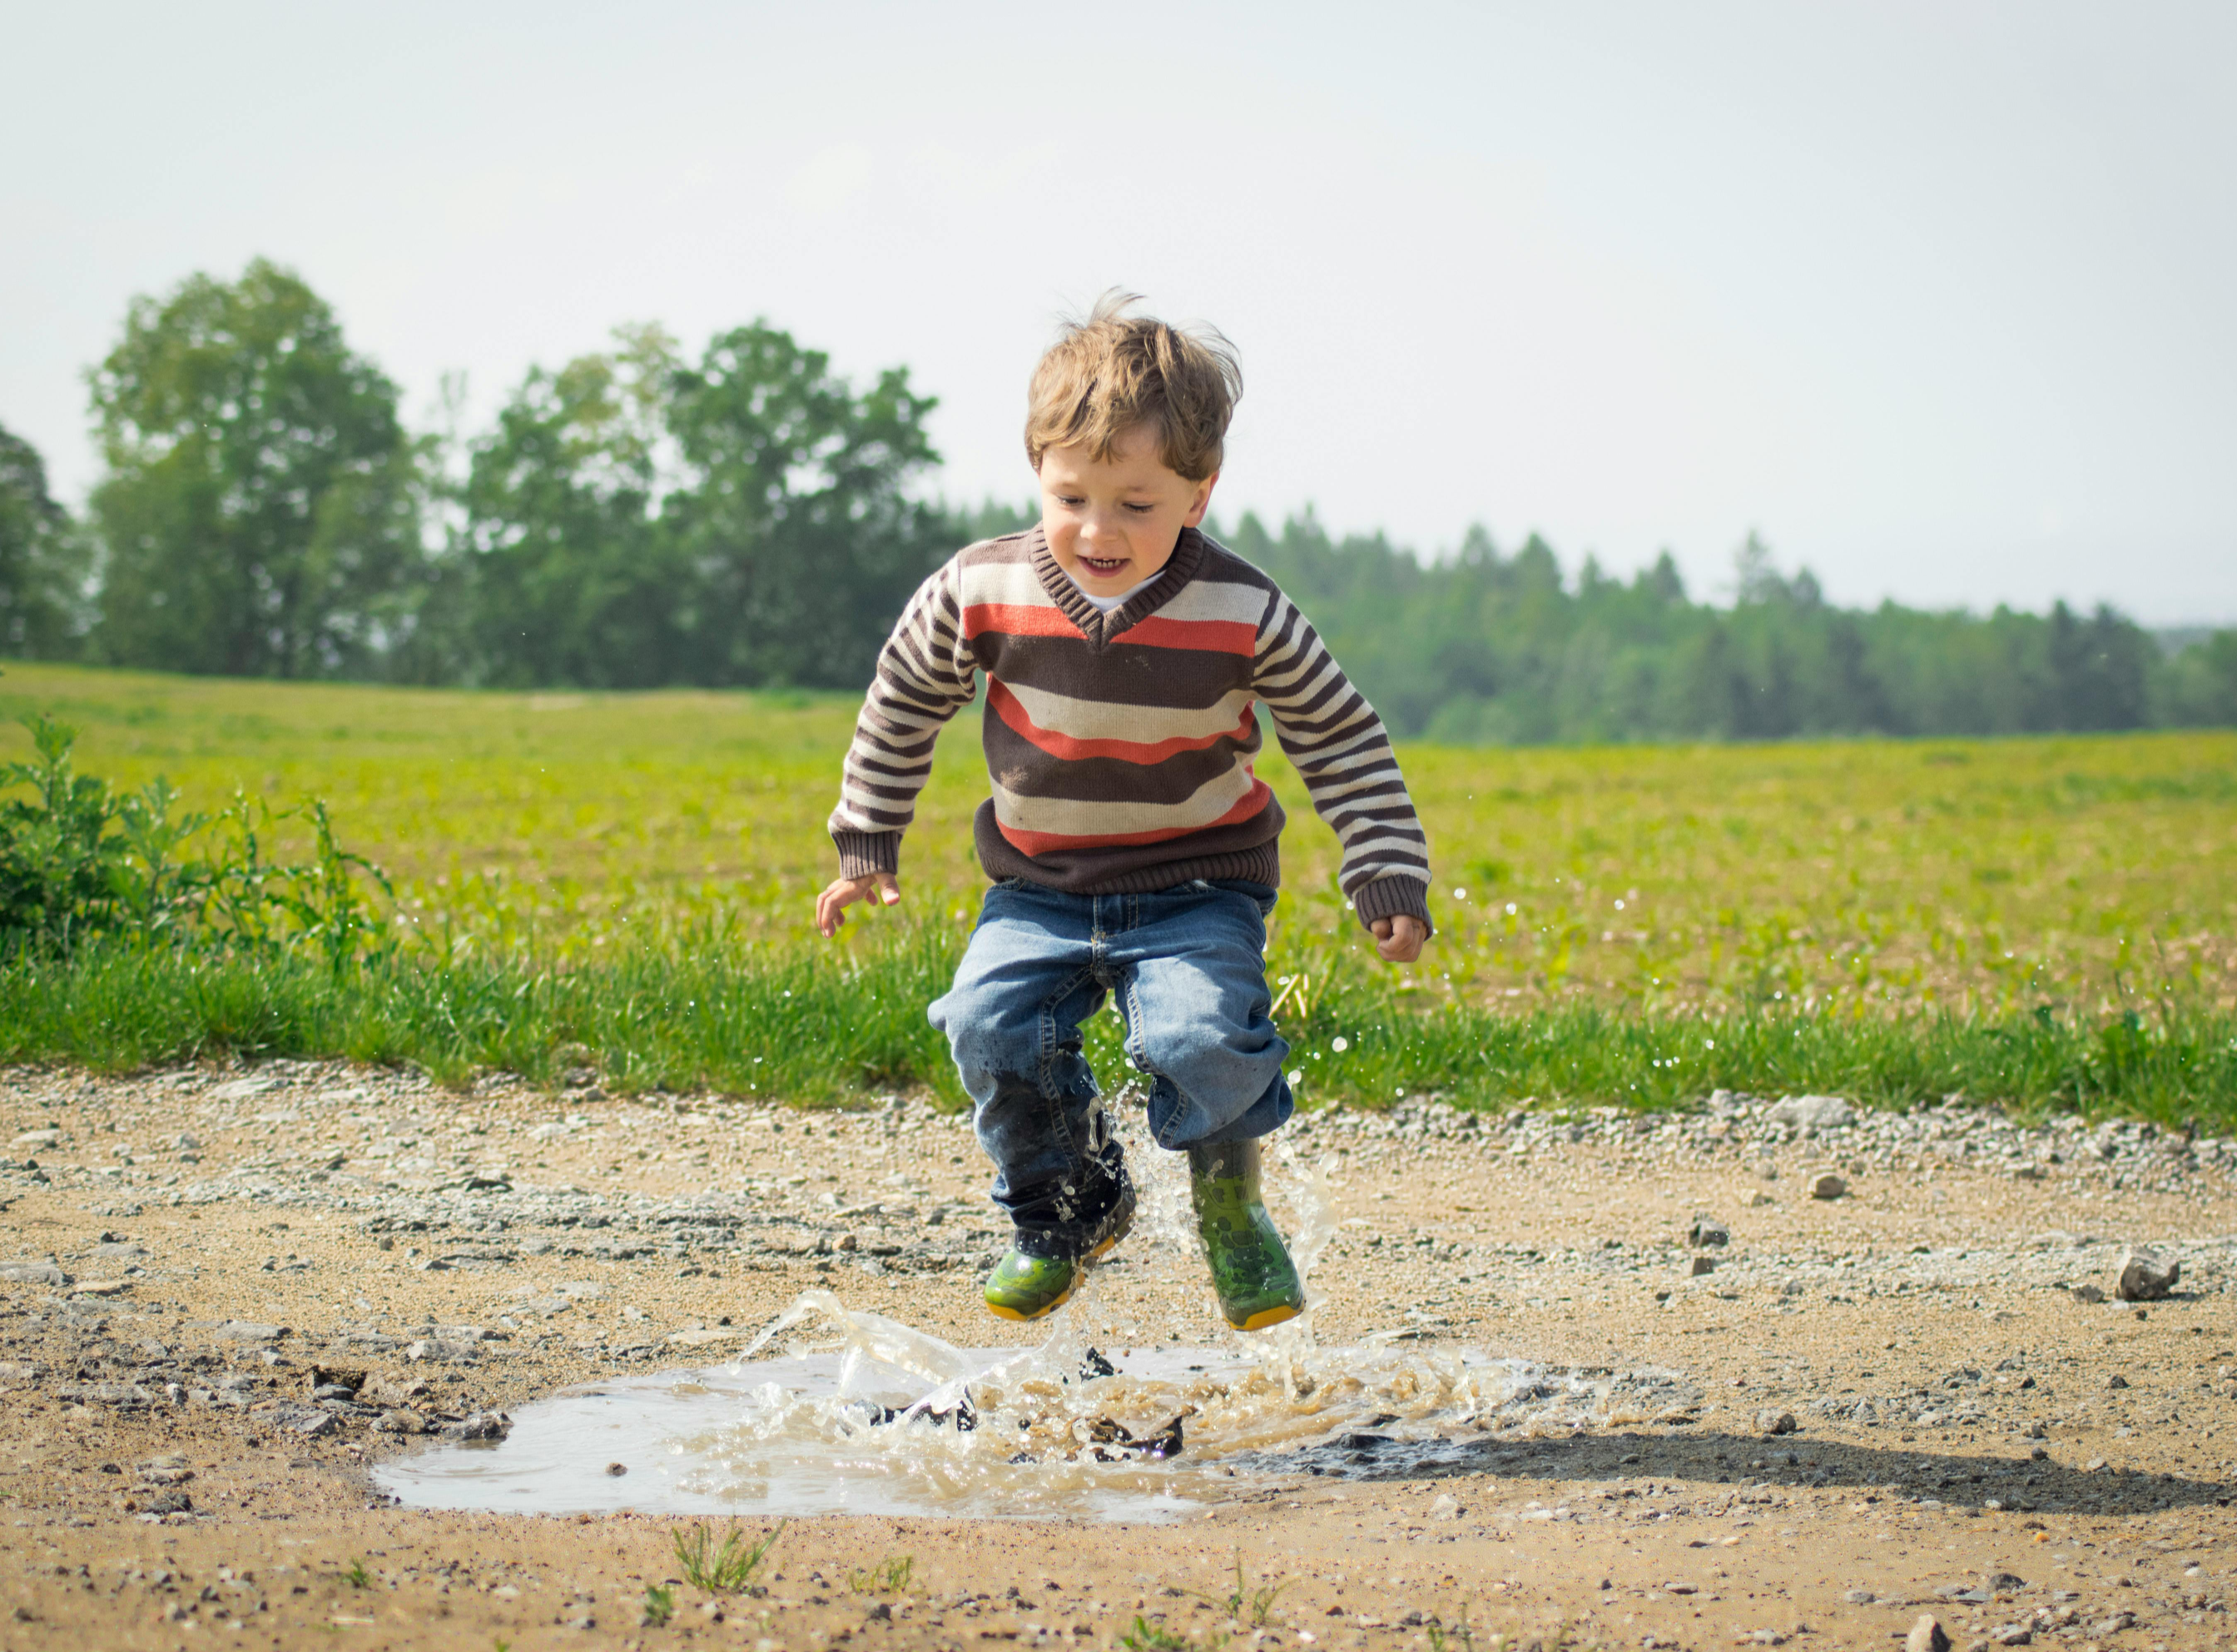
[670,1521,782,1595]
[3,661,2231,1017]
[2,925,2229,1122]
[846,1555,915,1595]
[2,661,2232,1120]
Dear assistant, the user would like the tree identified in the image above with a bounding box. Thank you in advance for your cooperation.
[2164,630,2237,727]
[452,322,945,691]
[2044,601,2152,731]
[87,259,423,678]
[662,323,944,688]
[0,423,87,657]
[454,325,687,687]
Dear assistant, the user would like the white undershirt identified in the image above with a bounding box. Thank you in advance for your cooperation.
[1067,571,1161,613]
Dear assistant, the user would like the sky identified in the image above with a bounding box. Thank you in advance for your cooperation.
[6,1,2234,623]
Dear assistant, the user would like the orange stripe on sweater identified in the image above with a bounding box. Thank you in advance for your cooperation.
[988,680,1256,764]
[994,779,1273,856]
[1111,614,1258,655]
[961,602,1080,641]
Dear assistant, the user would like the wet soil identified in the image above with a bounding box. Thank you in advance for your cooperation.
[2,1061,2234,1651]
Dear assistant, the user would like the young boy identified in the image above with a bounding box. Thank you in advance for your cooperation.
[816,295,1431,1331]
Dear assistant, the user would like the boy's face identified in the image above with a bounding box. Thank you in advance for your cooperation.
[1037,424,1217,596]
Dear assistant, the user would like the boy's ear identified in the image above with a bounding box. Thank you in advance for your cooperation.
[1183,470,1219,528]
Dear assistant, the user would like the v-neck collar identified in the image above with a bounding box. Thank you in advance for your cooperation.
[1029,523,1203,648]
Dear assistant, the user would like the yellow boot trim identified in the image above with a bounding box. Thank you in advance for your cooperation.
[1231,1302,1301,1332]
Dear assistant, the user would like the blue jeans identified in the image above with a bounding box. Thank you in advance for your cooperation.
[927,878,1294,1243]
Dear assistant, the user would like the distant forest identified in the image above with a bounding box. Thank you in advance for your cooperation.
[3,258,2233,742]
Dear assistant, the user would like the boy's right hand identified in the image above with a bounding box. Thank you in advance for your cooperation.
[815,872,902,938]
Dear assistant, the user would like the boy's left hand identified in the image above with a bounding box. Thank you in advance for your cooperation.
[1371,914,1427,964]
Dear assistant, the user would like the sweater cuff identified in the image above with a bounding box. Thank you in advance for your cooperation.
[1352,875,1433,939]
[832,830,900,881]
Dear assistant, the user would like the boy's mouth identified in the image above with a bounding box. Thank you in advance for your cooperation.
[1078,555,1130,578]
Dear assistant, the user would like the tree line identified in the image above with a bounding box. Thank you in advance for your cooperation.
[1224,518,2237,741]
[2,257,2232,741]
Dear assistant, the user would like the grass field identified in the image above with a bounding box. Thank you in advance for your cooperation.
[2,662,2232,1115]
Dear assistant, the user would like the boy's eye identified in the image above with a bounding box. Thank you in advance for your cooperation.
[1123,502,1154,514]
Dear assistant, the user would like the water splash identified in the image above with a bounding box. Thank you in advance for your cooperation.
[376,1293,1698,1521]
[375,1110,1698,1521]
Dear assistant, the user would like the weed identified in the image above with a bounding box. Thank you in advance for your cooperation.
[672,1519,783,1593]
[1120,1616,1221,1652]
[641,1583,676,1626]
[1,713,393,966]
[846,1555,915,1595]
[341,1559,371,1589]
[1188,1549,1287,1627]
[1426,1603,1475,1652]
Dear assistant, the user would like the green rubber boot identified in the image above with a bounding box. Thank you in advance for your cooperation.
[1188,1139,1304,1331]
[984,1178,1135,1322]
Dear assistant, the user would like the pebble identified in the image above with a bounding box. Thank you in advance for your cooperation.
[1767,1096,1853,1131]
[215,1321,289,1343]
[1756,1409,1798,1436]
[1904,1614,1951,1652]
[359,1376,433,1407]
[2115,1245,2179,1302]
[1808,1173,1848,1201]
[441,1411,511,1441]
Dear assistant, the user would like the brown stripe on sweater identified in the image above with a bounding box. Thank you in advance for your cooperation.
[983,715,1266,808]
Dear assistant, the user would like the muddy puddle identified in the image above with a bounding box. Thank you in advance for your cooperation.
[378,1127,1700,1522]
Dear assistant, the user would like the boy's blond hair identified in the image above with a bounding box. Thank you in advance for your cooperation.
[1024,291,1242,483]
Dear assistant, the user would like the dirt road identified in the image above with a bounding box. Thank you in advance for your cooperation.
[2,1061,2232,1651]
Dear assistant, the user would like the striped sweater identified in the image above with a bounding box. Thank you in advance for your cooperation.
[828,525,1432,933]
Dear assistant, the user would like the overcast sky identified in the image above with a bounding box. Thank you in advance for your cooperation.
[7,1,2234,623]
